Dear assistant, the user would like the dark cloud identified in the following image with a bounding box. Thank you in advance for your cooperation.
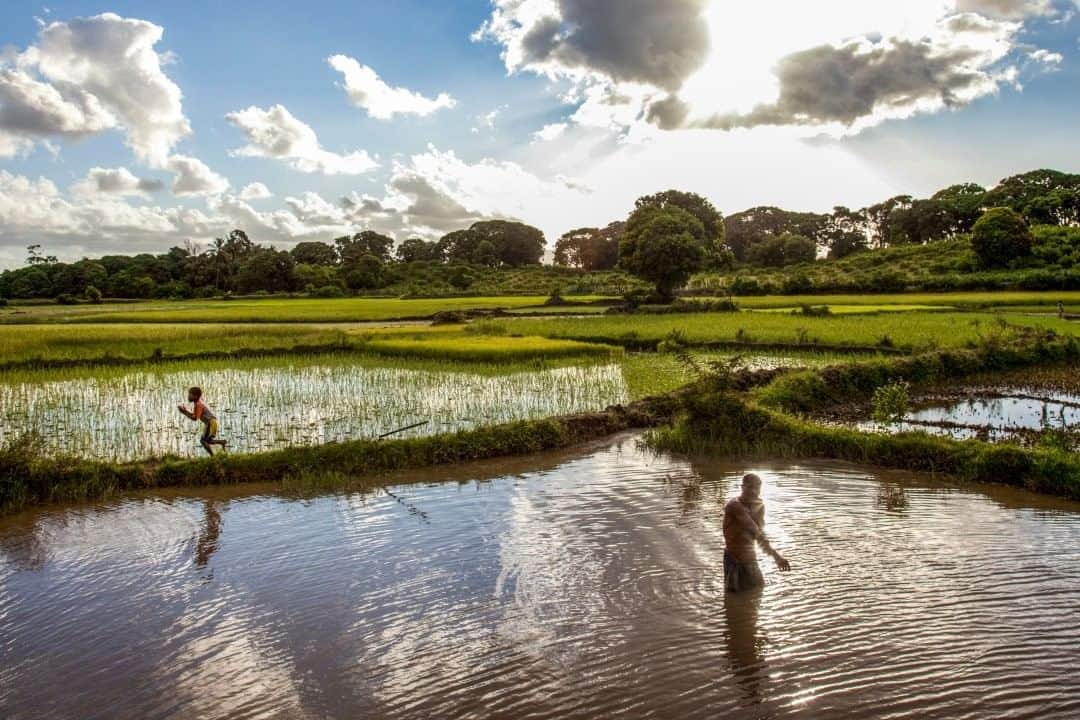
[508,0,710,91]
[689,38,989,130]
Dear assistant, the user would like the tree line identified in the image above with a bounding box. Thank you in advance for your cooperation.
[1,168,1076,301]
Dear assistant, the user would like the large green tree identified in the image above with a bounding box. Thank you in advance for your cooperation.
[553,222,623,270]
[619,205,707,299]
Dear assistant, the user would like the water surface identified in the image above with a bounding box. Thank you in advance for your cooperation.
[2,435,1078,718]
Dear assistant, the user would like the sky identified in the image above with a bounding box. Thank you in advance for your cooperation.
[0,0,1078,266]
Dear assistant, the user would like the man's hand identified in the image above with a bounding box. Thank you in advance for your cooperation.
[773,553,791,572]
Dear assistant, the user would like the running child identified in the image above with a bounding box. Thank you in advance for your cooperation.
[178,386,227,456]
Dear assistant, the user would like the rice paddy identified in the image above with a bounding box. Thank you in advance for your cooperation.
[0,358,629,460]
[0,295,611,324]
[492,311,1080,351]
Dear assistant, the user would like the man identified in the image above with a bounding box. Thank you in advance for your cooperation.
[723,473,790,592]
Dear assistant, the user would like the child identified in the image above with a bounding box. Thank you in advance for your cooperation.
[178,386,227,456]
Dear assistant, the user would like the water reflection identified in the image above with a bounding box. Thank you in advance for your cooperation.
[2,436,1079,719]
[725,589,767,708]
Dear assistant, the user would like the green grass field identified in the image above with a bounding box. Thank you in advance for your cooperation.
[729,291,1080,310]
[0,295,611,324]
[361,334,622,362]
[484,311,1079,352]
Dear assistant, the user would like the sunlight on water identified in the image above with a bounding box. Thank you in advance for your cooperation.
[0,362,628,460]
[1,435,1078,719]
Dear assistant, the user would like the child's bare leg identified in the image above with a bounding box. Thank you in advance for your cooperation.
[200,439,215,456]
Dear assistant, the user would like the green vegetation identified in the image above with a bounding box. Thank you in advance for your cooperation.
[0,295,615,324]
[480,311,1078,353]
[360,334,622,362]
[651,336,1080,499]
[972,207,1034,268]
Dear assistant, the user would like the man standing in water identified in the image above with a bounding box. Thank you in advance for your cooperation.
[723,473,790,592]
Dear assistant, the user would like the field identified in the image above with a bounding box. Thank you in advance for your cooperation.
[0,295,611,324]
[1,289,1078,511]
[483,311,1080,352]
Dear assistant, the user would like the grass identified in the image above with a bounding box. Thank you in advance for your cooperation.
[0,323,355,365]
[0,295,612,324]
[729,291,1080,309]
[486,311,1079,352]
[361,334,623,362]
[748,304,953,314]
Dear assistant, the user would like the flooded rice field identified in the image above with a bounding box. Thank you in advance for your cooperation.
[0,361,627,460]
[2,434,1078,719]
[862,386,1080,445]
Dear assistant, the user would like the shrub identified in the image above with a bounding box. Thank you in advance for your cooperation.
[85,285,103,304]
[55,293,78,305]
[972,207,1034,268]
[312,284,346,298]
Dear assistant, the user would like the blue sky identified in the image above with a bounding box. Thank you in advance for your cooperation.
[0,0,1078,265]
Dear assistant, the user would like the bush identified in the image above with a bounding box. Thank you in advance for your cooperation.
[312,284,346,298]
[972,207,1034,268]
[55,293,78,305]
[85,285,103,304]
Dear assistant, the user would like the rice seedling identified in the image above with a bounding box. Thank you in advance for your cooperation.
[0,360,630,461]
[360,334,622,362]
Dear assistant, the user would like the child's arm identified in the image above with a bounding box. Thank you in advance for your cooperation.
[177,404,194,419]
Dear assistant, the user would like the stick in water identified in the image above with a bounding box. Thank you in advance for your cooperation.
[378,420,430,439]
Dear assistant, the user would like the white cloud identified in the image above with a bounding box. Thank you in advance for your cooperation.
[238,182,272,201]
[166,154,230,196]
[0,13,191,165]
[72,167,163,197]
[0,170,220,262]
[328,54,456,120]
[533,122,568,142]
[226,104,378,175]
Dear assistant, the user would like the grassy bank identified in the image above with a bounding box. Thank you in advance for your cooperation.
[650,335,1080,499]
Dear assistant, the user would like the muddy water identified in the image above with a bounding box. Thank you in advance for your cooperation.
[2,436,1079,719]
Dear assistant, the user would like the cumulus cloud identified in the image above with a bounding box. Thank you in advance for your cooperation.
[954,0,1055,19]
[226,104,378,175]
[72,167,163,197]
[475,0,710,91]
[238,182,272,201]
[533,122,568,142]
[0,13,190,165]
[328,55,456,119]
[0,170,220,262]
[341,145,592,238]
[166,154,230,196]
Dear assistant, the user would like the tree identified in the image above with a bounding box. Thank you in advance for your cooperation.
[396,238,442,263]
[553,222,623,270]
[291,241,337,266]
[745,232,815,267]
[336,231,394,265]
[437,221,545,267]
[236,249,297,293]
[823,206,869,259]
[26,244,57,266]
[619,205,706,299]
[345,254,385,290]
[971,207,1034,268]
[725,206,829,260]
[471,240,498,267]
[470,220,545,266]
[634,190,723,244]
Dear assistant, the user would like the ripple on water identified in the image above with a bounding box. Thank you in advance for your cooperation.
[1,435,1079,719]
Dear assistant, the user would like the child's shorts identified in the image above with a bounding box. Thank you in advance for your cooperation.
[201,418,219,443]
